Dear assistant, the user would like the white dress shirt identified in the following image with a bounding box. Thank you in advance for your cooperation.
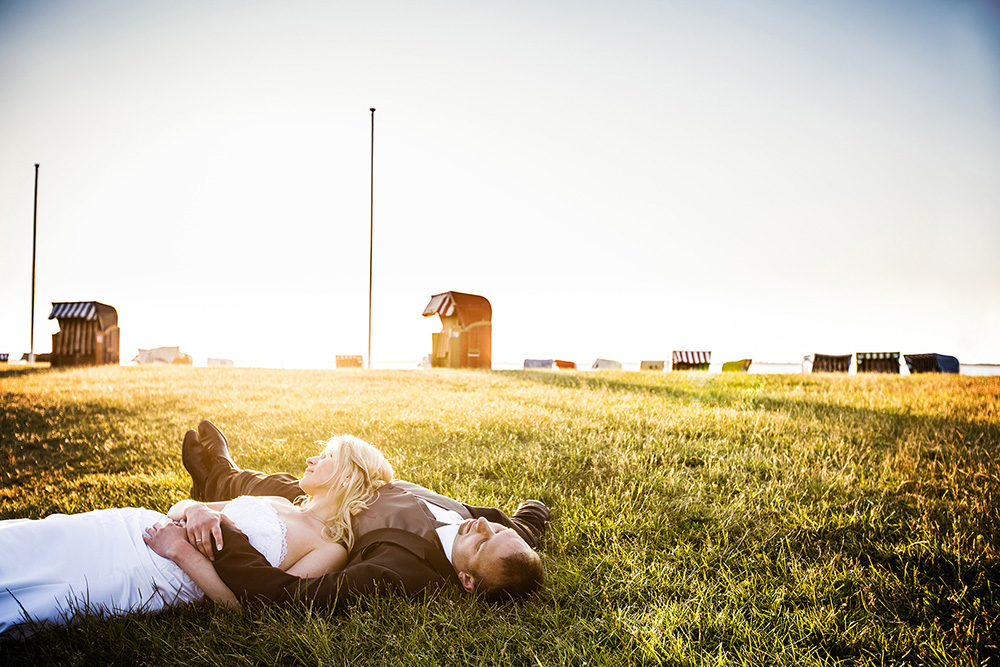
[418,499,465,565]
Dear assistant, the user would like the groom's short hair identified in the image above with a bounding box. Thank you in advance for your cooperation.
[476,549,544,602]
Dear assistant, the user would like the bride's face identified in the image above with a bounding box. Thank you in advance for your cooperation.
[300,447,343,495]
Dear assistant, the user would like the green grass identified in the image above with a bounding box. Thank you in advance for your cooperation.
[1,365,997,666]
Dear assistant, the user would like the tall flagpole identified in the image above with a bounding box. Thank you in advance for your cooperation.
[29,164,39,363]
[368,108,375,370]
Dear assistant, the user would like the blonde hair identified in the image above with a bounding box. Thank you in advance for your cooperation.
[300,435,394,551]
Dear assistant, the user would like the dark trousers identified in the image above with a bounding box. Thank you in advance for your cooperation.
[203,466,305,504]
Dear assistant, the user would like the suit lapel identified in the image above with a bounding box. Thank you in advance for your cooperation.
[392,481,473,519]
[354,528,459,586]
[350,483,461,585]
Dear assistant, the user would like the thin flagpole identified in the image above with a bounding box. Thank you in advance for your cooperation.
[29,163,39,363]
[368,108,375,370]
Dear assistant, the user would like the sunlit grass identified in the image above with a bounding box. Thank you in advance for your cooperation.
[1,366,997,665]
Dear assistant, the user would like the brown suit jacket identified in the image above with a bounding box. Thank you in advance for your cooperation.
[212,481,517,609]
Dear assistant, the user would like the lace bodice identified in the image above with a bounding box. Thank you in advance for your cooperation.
[221,496,288,568]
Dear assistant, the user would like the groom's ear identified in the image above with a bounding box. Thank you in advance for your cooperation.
[457,571,476,594]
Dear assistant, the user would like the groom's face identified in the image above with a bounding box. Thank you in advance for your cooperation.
[451,517,532,593]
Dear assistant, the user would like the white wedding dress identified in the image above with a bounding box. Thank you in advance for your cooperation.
[0,496,287,638]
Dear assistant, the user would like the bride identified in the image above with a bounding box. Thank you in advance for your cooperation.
[0,434,393,638]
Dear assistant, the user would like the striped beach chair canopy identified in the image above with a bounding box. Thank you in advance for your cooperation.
[904,353,959,374]
[49,301,97,320]
[672,350,711,371]
[856,352,900,374]
[811,353,852,373]
[672,351,711,365]
[48,301,118,330]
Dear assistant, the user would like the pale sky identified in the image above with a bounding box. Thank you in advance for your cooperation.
[2,0,999,369]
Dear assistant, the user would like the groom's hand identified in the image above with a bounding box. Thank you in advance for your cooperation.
[144,520,196,561]
[184,504,235,560]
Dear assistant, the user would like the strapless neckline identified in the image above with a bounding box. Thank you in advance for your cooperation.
[221,496,288,568]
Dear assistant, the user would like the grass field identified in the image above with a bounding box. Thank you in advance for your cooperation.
[1,365,997,666]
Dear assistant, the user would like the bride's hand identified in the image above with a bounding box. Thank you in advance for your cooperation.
[144,521,195,561]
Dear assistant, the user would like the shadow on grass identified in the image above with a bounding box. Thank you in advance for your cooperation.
[0,366,57,379]
[1,397,192,489]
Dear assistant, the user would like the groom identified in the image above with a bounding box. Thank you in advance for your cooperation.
[181,421,549,608]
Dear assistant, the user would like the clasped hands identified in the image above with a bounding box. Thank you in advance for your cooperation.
[144,503,239,561]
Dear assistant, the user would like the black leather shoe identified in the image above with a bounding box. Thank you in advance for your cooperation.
[512,500,550,550]
[197,420,237,470]
[181,430,210,501]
